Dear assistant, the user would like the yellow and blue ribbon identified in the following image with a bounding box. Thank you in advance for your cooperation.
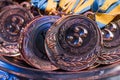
[31,0,59,12]
[31,0,47,11]
[31,0,120,28]
[95,0,120,28]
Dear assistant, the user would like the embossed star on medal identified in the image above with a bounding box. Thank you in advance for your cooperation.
[0,5,33,56]
[45,15,102,71]
[19,16,60,71]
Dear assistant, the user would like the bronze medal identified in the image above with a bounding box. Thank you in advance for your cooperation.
[20,16,60,71]
[45,15,102,71]
[0,5,33,56]
[98,21,120,64]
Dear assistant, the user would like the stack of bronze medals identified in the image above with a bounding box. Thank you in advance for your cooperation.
[0,0,120,79]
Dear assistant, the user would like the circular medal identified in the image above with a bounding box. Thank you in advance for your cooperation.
[45,15,102,71]
[20,16,60,71]
[98,22,120,64]
[0,5,33,56]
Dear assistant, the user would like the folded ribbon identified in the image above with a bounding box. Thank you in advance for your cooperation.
[31,0,120,28]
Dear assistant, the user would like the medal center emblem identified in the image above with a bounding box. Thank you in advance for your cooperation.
[66,26,88,47]
[6,15,24,35]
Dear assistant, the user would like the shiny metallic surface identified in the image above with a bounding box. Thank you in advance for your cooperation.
[0,70,21,80]
[1,56,120,80]
[0,5,33,56]
[66,26,88,47]
[102,29,114,41]
[19,16,60,71]
[98,22,120,64]
[0,0,120,79]
[110,23,117,32]
[84,11,95,20]
[45,15,102,71]
[20,1,31,10]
